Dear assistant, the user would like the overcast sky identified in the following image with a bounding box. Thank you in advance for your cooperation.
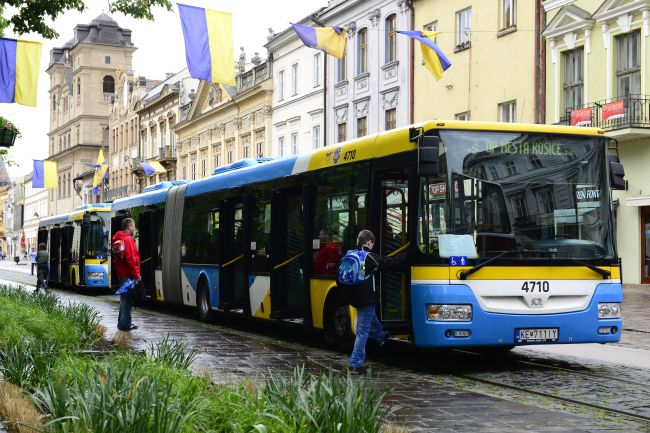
[0,0,326,178]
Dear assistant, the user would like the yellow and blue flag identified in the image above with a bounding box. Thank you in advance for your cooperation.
[398,31,451,81]
[92,149,109,195]
[0,38,42,107]
[178,3,235,85]
[33,160,57,189]
[291,23,347,59]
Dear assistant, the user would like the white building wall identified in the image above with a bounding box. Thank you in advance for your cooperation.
[322,0,411,145]
[23,177,49,253]
[269,33,325,157]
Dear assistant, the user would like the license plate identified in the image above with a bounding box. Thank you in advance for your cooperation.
[515,328,559,344]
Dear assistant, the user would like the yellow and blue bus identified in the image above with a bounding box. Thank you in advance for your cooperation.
[38,204,111,292]
[111,120,624,349]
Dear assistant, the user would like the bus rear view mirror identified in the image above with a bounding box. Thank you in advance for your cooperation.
[608,154,626,190]
[419,136,440,177]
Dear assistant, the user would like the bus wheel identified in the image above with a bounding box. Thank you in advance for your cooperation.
[330,298,354,352]
[197,278,216,323]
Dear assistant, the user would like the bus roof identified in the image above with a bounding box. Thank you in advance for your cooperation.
[113,120,607,206]
[40,206,111,227]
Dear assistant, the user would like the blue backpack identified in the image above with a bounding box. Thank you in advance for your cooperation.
[337,250,371,286]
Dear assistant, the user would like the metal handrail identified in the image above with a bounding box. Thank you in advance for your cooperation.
[222,254,244,268]
[273,251,304,270]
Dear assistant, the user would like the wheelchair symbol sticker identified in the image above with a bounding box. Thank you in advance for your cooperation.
[449,256,468,266]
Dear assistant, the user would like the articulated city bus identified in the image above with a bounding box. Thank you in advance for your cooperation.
[111,120,624,349]
[38,204,111,292]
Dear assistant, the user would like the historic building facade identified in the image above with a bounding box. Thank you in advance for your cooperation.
[132,69,198,190]
[107,67,159,201]
[544,0,650,283]
[414,0,543,123]
[46,13,136,213]
[174,55,273,180]
[319,0,412,144]
[23,172,48,254]
[266,12,326,156]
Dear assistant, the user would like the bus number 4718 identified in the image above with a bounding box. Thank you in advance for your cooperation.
[521,281,550,293]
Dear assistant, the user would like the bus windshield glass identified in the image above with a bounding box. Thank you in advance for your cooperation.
[86,214,109,258]
[421,130,616,261]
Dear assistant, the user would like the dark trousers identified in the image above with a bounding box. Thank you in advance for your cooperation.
[117,277,134,330]
[36,269,48,292]
[31,262,35,275]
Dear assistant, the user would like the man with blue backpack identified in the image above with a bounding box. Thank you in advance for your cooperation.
[338,229,407,374]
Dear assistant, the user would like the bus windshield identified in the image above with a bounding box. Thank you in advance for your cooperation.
[86,214,109,258]
[419,130,616,261]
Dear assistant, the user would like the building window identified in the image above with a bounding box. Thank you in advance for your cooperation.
[510,194,528,219]
[214,153,220,168]
[313,53,321,87]
[385,14,397,63]
[291,132,298,155]
[312,125,320,149]
[357,28,368,74]
[291,63,298,96]
[243,145,250,159]
[76,78,80,96]
[537,188,554,214]
[104,56,111,64]
[563,48,583,111]
[182,166,187,179]
[455,111,470,121]
[337,122,347,143]
[424,21,438,41]
[616,31,640,97]
[227,149,233,163]
[499,100,516,123]
[385,108,396,130]
[528,155,543,169]
[103,75,115,93]
[357,116,367,138]
[256,141,264,157]
[500,0,516,31]
[191,162,197,180]
[488,166,499,180]
[278,136,285,157]
[505,160,518,176]
[52,95,56,112]
[337,48,347,82]
[455,8,472,50]
[277,70,284,101]
[201,159,207,177]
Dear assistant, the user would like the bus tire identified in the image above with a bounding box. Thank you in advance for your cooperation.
[325,292,354,352]
[197,277,216,323]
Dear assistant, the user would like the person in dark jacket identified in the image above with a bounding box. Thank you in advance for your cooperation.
[347,229,406,373]
[34,243,49,293]
[112,218,141,331]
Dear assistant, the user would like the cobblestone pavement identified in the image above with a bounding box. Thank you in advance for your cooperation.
[0,264,649,432]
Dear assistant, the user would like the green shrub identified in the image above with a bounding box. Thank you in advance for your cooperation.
[0,338,57,389]
[146,334,199,370]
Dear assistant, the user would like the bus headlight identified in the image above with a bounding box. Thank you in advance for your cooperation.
[87,272,105,279]
[598,303,621,319]
[427,304,472,321]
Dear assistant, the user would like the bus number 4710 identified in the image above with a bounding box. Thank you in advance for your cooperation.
[521,281,550,293]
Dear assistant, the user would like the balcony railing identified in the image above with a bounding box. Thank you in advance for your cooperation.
[559,94,650,131]
[159,145,175,161]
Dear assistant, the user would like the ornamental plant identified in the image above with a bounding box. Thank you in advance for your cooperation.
[0,115,20,137]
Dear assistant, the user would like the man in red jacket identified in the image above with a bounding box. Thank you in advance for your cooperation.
[112,218,141,331]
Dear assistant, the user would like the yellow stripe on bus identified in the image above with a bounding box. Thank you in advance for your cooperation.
[412,266,620,281]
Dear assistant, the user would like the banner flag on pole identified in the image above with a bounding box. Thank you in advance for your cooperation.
[141,161,166,176]
[33,160,57,189]
[178,3,235,85]
[0,38,42,107]
[92,149,109,195]
[291,23,347,59]
[397,31,451,81]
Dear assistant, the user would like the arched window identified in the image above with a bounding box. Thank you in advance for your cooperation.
[385,14,397,63]
[103,75,115,93]
[357,28,368,74]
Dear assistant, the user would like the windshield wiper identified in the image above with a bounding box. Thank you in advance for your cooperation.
[458,249,535,280]
[458,249,612,280]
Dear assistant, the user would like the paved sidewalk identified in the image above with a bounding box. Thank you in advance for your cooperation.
[1,271,649,432]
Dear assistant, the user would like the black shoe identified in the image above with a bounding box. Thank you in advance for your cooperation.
[378,331,391,347]
[347,366,367,375]
[117,324,138,332]
[129,324,138,330]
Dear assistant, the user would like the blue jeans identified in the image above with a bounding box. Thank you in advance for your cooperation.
[117,277,134,330]
[349,304,386,369]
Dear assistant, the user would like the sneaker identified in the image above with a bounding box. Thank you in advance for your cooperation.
[129,324,138,330]
[117,324,138,332]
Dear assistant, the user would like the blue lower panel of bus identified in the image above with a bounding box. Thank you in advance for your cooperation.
[411,283,623,348]
[180,265,219,308]
[84,264,109,288]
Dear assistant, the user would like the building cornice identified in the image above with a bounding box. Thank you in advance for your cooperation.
[542,0,573,13]
[594,0,650,24]
[48,114,109,135]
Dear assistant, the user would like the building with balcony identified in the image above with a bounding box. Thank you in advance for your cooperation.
[174,52,273,181]
[108,68,160,201]
[46,13,136,213]
[132,69,199,191]
[266,11,326,156]
[543,0,650,283]
[414,0,543,123]
[320,0,412,143]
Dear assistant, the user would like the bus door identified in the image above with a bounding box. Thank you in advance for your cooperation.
[219,197,247,312]
[60,223,74,286]
[49,226,61,283]
[372,166,411,330]
[138,208,159,299]
[270,187,306,319]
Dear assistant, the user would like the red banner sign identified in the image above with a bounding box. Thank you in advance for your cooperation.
[602,100,625,122]
[570,107,592,126]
